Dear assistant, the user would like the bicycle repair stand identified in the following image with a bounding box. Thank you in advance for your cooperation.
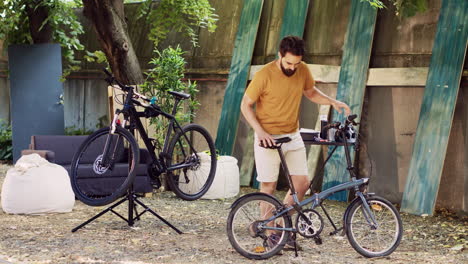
[71,185,182,234]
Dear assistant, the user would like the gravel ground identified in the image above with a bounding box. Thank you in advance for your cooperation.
[0,163,466,264]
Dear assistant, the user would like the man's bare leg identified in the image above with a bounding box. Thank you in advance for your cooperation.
[283,175,309,209]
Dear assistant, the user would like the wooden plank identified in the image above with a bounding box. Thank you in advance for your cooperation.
[401,0,468,216]
[0,77,9,123]
[278,0,310,38]
[84,79,108,131]
[239,129,255,186]
[322,0,377,201]
[367,67,428,86]
[251,65,428,86]
[63,80,85,131]
[214,0,264,155]
[248,0,310,188]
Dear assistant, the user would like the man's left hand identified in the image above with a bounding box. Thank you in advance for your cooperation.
[332,100,351,116]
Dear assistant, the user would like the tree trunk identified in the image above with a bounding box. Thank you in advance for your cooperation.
[25,1,53,43]
[82,0,144,85]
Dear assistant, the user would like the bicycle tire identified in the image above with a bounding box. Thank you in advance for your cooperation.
[345,196,403,258]
[166,124,216,200]
[227,193,292,260]
[70,126,140,206]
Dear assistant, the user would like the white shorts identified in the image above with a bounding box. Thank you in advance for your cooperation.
[254,131,308,182]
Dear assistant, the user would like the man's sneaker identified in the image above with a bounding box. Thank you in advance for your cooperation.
[266,233,302,250]
[273,224,302,251]
[266,233,281,248]
[265,234,283,255]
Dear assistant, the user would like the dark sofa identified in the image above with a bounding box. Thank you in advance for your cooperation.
[21,135,153,195]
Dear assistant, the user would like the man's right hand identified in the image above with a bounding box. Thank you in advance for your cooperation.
[257,130,276,148]
[241,94,277,148]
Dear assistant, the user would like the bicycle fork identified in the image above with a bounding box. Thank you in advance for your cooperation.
[356,192,378,229]
[101,110,127,168]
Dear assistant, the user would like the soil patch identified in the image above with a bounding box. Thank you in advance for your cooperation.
[0,163,466,263]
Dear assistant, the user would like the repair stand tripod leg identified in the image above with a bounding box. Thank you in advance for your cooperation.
[72,187,182,234]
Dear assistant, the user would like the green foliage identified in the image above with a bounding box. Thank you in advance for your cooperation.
[0,0,85,78]
[362,0,428,17]
[0,120,12,161]
[137,0,218,47]
[84,50,109,66]
[393,0,428,17]
[64,115,108,135]
[362,0,386,9]
[139,46,199,150]
[64,126,94,136]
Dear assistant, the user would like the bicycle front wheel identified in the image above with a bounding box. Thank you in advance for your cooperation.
[70,126,140,206]
[166,124,217,200]
[345,196,403,258]
[227,193,292,260]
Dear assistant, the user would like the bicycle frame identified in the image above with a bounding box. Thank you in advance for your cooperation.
[109,85,197,174]
[257,126,378,233]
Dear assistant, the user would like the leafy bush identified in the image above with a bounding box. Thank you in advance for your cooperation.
[65,116,108,136]
[139,46,200,150]
[0,0,85,78]
[0,120,12,161]
[64,126,94,136]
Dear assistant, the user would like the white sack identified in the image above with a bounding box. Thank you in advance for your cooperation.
[181,153,239,199]
[1,154,75,214]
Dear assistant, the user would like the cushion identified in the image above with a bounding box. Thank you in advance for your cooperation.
[1,154,75,214]
[180,153,239,199]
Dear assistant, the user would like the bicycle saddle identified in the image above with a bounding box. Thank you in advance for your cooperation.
[259,137,291,149]
[168,90,190,100]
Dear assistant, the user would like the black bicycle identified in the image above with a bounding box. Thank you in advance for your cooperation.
[227,115,402,259]
[70,69,217,206]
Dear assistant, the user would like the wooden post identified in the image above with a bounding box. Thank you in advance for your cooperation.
[322,0,377,201]
[247,0,310,188]
[215,0,264,155]
[401,0,468,216]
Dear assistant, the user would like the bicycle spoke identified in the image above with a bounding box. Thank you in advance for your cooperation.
[346,198,402,257]
[227,194,290,259]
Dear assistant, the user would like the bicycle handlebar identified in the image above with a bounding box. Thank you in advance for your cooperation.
[103,68,127,91]
[324,114,359,131]
[103,68,152,104]
[347,114,358,123]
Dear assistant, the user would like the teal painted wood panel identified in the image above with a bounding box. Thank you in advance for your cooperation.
[279,0,310,38]
[251,0,310,188]
[215,0,264,155]
[322,0,377,201]
[401,0,468,216]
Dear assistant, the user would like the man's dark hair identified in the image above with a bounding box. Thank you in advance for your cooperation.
[279,36,305,57]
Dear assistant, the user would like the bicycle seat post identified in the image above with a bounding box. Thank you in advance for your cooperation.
[276,147,300,205]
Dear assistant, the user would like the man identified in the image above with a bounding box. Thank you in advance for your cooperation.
[240,36,351,247]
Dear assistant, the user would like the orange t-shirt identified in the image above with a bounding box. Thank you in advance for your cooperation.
[245,61,315,134]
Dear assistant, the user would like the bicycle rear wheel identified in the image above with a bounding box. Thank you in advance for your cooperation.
[345,196,403,257]
[227,193,292,260]
[70,126,140,206]
[166,124,216,200]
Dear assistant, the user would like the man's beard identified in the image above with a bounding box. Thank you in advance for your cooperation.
[280,59,297,77]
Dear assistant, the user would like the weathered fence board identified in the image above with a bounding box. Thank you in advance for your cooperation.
[322,0,377,201]
[214,0,264,155]
[64,79,109,133]
[245,0,310,188]
[401,0,468,215]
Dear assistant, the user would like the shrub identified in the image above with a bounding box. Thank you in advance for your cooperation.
[0,120,12,161]
[139,46,200,151]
